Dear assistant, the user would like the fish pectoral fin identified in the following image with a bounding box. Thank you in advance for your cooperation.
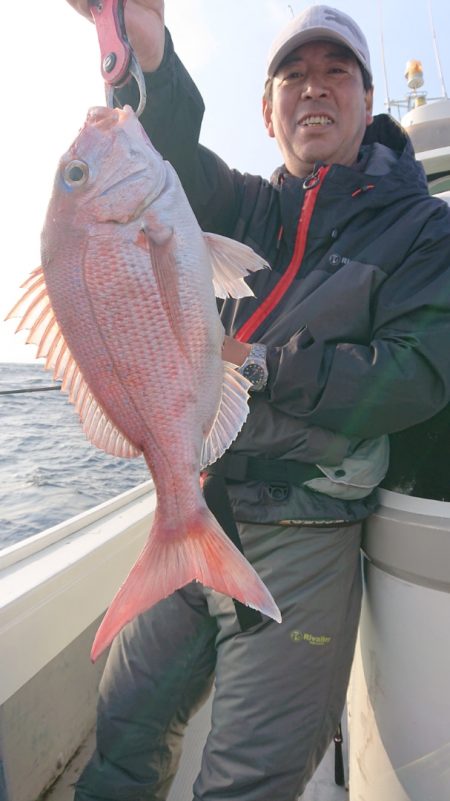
[200,362,251,469]
[203,232,270,299]
[142,223,190,361]
[7,266,141,460]
[138,220,174,248]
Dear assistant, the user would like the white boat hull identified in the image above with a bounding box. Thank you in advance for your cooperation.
[0,481,155,801]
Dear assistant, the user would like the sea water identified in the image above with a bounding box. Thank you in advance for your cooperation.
[0,362,148,548]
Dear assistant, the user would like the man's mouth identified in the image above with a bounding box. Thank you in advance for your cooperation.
[299,115,334,127]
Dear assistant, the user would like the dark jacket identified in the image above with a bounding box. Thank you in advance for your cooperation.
[119,32,450,524]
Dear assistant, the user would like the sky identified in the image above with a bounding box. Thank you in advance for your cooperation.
[1,0,449,364]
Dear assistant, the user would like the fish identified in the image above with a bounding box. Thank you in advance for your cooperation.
[7,105,281,661]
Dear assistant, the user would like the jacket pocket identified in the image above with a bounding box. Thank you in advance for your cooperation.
[304,435,390,500]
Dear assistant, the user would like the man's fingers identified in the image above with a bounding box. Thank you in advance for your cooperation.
[64,0,93,21]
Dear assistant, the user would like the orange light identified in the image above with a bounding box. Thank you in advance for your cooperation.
[405,60,424,90]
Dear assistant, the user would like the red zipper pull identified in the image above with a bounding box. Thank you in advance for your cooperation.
[351,184,375,198]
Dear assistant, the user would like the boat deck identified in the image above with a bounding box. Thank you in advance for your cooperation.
[43,706,349,801]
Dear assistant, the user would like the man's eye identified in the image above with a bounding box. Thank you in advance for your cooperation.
[283,71,303,81]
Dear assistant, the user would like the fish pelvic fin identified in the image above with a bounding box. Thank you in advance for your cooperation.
[204,233,270,299]
[200,363,251,469]
[90,506,281,661]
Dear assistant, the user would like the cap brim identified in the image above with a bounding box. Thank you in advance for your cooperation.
[267,29,371,79]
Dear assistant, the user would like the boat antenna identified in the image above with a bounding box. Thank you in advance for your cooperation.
[428,0,448,98]
[378,0,392,114]
[287,5,295,18]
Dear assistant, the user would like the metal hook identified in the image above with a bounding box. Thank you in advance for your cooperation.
[90,0,147,117]
[105,52,147,117]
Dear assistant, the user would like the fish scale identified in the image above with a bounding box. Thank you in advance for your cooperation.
[83,239,205,456]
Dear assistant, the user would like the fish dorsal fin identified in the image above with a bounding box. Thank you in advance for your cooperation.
[203,233,269,299]
[6,268,141,459]
[200,362,251,469]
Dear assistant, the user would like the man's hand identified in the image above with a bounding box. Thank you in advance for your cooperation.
[65,0,165,72]
[222,336,251,367]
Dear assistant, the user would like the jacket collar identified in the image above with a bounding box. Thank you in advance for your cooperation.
[272,114,423,181]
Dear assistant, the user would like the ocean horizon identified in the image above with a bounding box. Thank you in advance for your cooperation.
[0,361,149,548]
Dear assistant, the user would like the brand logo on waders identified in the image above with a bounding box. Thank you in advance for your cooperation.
[290,630,332,646]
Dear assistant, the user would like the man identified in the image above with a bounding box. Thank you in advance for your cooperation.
[67,3,450,799]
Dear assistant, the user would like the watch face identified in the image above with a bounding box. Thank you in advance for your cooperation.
[242,363,265,386]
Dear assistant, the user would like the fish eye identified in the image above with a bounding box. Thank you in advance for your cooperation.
[63,160,89,187]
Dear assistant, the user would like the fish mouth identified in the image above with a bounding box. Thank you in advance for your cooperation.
[82,105,168,222]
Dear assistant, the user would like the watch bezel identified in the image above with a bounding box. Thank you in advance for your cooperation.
[237,344,268,391]
[242,362,266,386]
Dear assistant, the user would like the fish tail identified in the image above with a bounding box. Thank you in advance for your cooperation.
[90,507,281,661]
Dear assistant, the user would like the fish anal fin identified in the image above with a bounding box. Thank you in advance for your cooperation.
[203,232,270,299]
[90,504,281,661]
[200,362,251,469]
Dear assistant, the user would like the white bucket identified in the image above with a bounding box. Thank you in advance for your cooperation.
[349,489,450,800]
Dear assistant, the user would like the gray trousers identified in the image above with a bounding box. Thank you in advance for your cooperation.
[74,521,362,801]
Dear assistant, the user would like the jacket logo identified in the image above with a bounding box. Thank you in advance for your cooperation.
[329,253,350,267]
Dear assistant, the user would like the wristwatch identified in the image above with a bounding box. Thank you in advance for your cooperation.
[237,343,268,391]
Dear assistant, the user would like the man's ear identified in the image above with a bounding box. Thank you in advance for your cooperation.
[262,96,275,139]
[365,87,374,127]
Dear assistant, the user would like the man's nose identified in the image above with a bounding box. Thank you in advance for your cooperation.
[301,79,329,99]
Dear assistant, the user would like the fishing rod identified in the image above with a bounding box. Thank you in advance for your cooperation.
[0,386,61,396]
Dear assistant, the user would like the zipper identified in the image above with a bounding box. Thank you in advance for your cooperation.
[235,164,331,343]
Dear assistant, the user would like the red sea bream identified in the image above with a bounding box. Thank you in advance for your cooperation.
[8,106,281,660]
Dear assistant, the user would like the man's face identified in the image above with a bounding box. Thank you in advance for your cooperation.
[263,40,373,178]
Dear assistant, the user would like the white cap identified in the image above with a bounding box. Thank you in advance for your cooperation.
[267,5,372,81]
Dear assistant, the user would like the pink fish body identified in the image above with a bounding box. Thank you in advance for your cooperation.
[8,106,280,660]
